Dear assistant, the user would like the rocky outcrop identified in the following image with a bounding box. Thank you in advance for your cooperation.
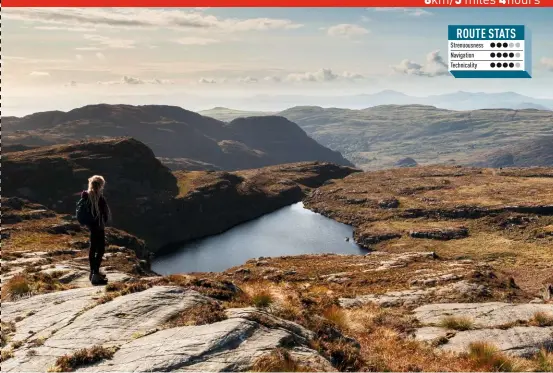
[409,226,469,240]
[3,139,359,253]
[1,286,332,372]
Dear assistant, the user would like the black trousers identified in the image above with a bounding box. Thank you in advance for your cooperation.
[89,226,106,274]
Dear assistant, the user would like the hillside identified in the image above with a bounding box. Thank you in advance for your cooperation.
[3,138,359,251]
[199,105,553,170]
[475,136,553,168]
[3,104,353,171]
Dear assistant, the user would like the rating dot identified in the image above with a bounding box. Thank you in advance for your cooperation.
[509,43,514,48]
[516,42,521,48]
[516,63,521,68]
[509,62,514,68]
[503,62,508,68]
[497,54,502,59]
[497,64,502,69]
[509,52,514,58]
[490,62,496,68]
[503,52,508,57]
[503,42,508,48]
[516,52,521,58]
[490,52,495,57]
[497,43,502,48]
[491,42,496,47]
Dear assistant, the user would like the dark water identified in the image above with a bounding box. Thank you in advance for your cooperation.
[152,202,365,274]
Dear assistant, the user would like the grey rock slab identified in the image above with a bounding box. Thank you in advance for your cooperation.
[440,326,553,357]
[76,310,327,372]
[1,287,211,372]
[414,302,553,327]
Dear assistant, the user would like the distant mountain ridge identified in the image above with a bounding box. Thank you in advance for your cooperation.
[201,104,553,170]
[3,104,353,171]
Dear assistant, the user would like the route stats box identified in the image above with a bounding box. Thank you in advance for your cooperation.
[448,25,532,78]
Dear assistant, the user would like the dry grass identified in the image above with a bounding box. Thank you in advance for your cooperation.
[2,275,31,300]
[96,281,152,304]
[1,322,16,348]
[251,348,311,372]
[530,311,553,327]
[466,341,520,372]
[1,348,15,363]
[47,345,118,372]
[166,302,227,327]
[535,349,553,372]
[440,316,475,331]
[322,305,348,330]
[250,289,274,308]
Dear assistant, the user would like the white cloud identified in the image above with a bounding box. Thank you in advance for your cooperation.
[76,54,83,60]
[342,71,366,80]
[239,76,258,83]
[392,50,449,77]
[173,37,220,45]
[29,71,50,77]
[83,34,136,49]
[372,7,433,16]
[96,52,106,60]
[286,68,339,82]
[327,24,369,38]
[76,47,103,51]
[4,8,303,33]
[35,25,96,32]
[263,76,282,83]
[98,76,172,85]
[541,57,553,71]
[198,77,217,84]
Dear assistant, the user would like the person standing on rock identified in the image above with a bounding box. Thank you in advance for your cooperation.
[78,175,111,285]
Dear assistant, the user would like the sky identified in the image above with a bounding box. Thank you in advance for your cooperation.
[3,7,553,115]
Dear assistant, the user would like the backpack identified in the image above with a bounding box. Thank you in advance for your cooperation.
[76,197,94,226]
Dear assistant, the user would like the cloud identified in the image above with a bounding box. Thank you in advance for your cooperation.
[286,68,339,82]
[238,76,258,83]
[326,24,369,38]
[392,50,449,77]
[198,77,217,84]
[76,54,83,60]
[342,71,366,80]
[4,8,303,33]
[29,71,50,77]
[173,37,220,45]
[96,52,106,60]
[541,57,553,71]
[35,25,96,32]
[98,76,173,85]
[83,34,136,49]
[65,80,78,87]
[263,76,282,83]
[372,7,433,16]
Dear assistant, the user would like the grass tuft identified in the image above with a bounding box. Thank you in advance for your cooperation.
[535,349,553,372]
[467,341,519,372]
[3,275,31,300]
[530,311,553,327]
[440,316,474,331]
[47,345,118,372]
[166,302,227,327]
[251,348,311,372]
[322,305,348,330]
[1,348,14,363]
[1,322,16,348]
[251,289,274,308]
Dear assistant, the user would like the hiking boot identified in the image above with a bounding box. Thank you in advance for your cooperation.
[91,273,108,286]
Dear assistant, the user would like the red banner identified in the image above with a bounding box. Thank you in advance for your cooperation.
[2,0,551,6]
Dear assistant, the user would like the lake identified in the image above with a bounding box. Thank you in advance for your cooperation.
[152,202,365,274]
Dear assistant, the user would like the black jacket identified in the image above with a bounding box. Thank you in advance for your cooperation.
[81,191,110,228]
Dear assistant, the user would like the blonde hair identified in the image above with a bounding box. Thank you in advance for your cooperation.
[87,175,106,218]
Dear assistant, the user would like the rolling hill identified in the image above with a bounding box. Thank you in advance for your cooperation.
[3,104,353,171]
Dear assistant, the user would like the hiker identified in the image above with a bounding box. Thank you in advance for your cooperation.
[77,175,111,285]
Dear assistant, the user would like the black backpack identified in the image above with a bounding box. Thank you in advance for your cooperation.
[76,197,94,226]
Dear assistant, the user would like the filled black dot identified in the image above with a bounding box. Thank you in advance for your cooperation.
[509,62,514,68]
[491,52,496,57]
[503,62,508,67]
[503,52,508,57]
[496,64,502,68]
[497,54,502,59]
[509,52,514,58]
[491,42,496,47]
[490,63,496,67]
[497,43,502,48]
[503,42,508,48]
